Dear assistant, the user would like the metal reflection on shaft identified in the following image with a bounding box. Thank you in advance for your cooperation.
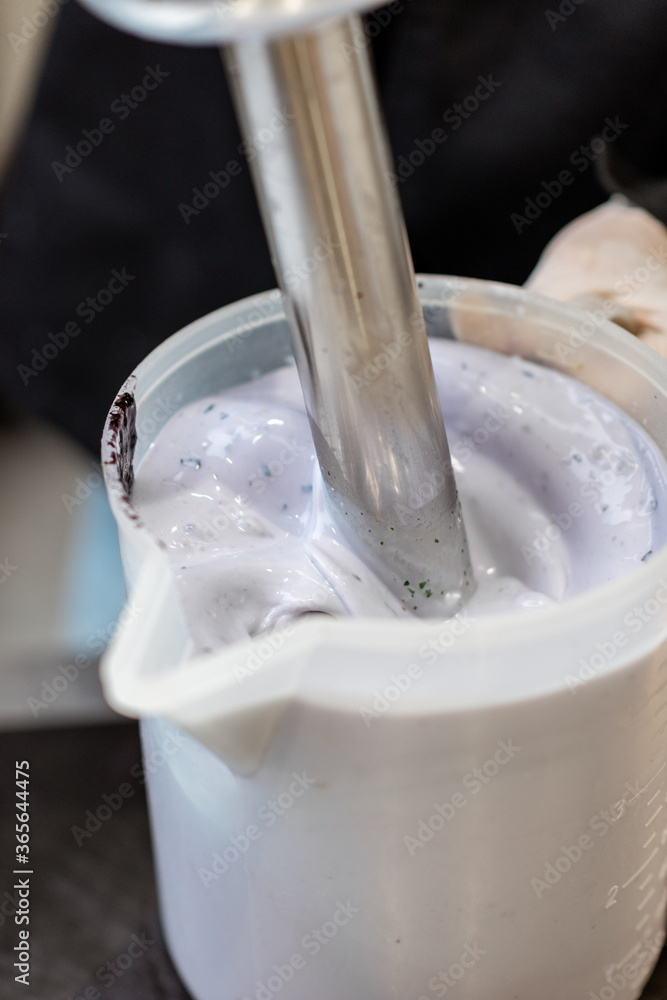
[225,15,474,616]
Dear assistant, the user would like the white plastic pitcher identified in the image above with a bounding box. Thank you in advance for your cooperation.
[101,277,667,1000]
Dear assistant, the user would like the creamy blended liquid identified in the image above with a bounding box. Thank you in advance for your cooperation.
[132,341,667,652]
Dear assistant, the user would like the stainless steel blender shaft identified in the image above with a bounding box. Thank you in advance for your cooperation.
[77,0,475,616]
[224,16,473,616]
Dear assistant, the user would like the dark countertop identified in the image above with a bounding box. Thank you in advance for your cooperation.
[0,723,190,1000]
[2,721,667,1000]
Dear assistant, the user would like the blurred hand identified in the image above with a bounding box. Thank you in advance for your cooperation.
[525,198,667,359]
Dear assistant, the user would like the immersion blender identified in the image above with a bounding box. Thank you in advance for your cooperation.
[78,0,474,617]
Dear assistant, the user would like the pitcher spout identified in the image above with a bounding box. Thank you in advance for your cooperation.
[101,551,324,775]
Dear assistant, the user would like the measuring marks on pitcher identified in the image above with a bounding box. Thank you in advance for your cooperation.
[606,657,667,952]
[605,763,667,915]
[602,761,667,988]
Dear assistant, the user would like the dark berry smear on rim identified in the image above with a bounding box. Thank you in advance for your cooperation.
[104,385,138,498]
